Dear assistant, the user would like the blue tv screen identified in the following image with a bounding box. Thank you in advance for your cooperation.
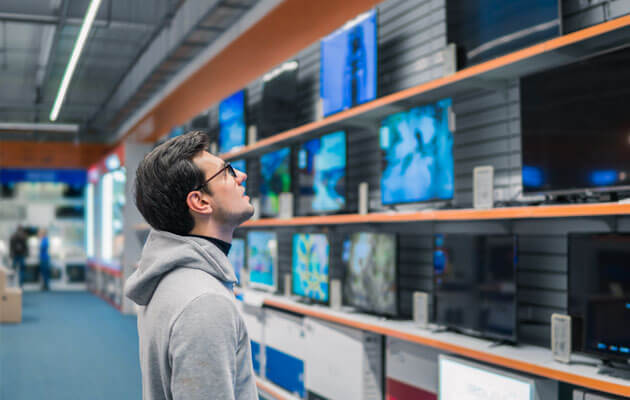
[219,90,246,154]
[231,159,246,188]
[259,148,291,217]
[297,131,346,214]
[247,231,277,291]
[228,238,245,285]
[292,233,330,302]
[320,9,377,117]
[380,99,454,205]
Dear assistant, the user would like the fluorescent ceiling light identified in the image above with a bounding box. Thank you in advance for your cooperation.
[0,122,79,133]
[49,0,103,122]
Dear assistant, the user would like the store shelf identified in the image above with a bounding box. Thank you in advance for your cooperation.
[241,290,630,397]
[241,202,630,227]
[222,15,630,161]
[256,377,301,400]
[87,259,123,278]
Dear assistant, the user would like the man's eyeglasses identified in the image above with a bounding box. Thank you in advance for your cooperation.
[192,163,237,192]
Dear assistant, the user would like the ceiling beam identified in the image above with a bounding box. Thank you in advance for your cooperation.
[0,11,153,31]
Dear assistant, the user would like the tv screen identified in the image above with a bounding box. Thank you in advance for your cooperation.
[231,159,246,188]
[568,233,630,362]
[260,61,299,138]
[342,232,397,316]
[229,238,245,285]
[447,0,560,67]
[380,99,454,205]
[320,9,377,117]
[433,234,517,342]
[521,47,630,194]
[219,90,246,154]
[259,147,291,217]
[297,131,346,215]
[168,125,186,139]
[292,233,330,303]
[191,113,209,130]
[247,231,278,292]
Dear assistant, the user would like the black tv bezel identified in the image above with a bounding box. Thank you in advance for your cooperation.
[342,231,400,318]
[432,233,519,344]
[290,232,332,305]
[218,89,248,154]
[295,130,349,217]
[246,230,279,293]
[320,8,379,118]
[259,146,292,219]
[260,60,300,139]
[567,232,630,363]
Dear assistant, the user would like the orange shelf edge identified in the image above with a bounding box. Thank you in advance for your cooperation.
[255,378,296,400]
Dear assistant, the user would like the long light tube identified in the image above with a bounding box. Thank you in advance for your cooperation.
[49,0,103,121]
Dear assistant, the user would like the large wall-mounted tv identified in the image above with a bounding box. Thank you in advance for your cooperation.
[228,238,245,285]
[297,130,346,215]
[247,231,278,292]
[219,90,246,154]
[260,61,299,138]
[380,99,453,205]
[568,233,630,363]
[342,232,397,317]
[292,233,330,303]
[521,47,630,195]
[259,147,291,218]
[433,234,518,342]
[320,9,377,117]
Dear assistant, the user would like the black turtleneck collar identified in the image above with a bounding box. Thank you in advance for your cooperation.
[186,234,231,256]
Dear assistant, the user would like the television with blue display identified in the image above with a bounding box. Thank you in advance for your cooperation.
[260,61,299,138]
[168,125,186,139]
[228,238,245,285]
[342,232,397,317]
[231,159,246,188]
[320,9,377,117]
[247,231,277,292]
[259,147,291,217]
[521,46,630,195]
[219,90,246,154]
[297,131,346,215]
[292,233,330,303]
[380,99,453,205]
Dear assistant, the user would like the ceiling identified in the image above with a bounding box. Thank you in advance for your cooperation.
[0,0,259,144]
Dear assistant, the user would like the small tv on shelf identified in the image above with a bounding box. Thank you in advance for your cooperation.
[568,233,630,363]
[228,238,245,285]
[231,159,246,188]
[433,234,518,342]
[320,9,377,117]
[247,231,278,292]
[521,46,630,195]
[297,130,346,215]
[259,147,291,218]
[291,233,330,303]
[219,90,246,154]
[342,232,397,317]
[260,61,299,139]
[380,99,454,205]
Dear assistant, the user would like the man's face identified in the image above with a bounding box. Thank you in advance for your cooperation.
[193,151,254,225]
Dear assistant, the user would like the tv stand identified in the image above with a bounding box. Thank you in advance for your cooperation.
[598,360,630,380]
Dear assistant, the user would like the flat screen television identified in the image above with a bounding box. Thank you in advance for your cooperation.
[521,47,630,195]
[433,234,518,342]
[191,113,209,130]
[291,233,330,303]
[320,9,377,117]
[342,232,397,317]
[228,238,245,285]
[297,130,346,215]
[380,99,454,205]
[168,125,186,139]
[247,231,278,292]
[259,147,291,217]
[260,61,299,138]
[568,233,630,363]
[219,90,246,154]
[447,0,560,68]
[231,159,246,188]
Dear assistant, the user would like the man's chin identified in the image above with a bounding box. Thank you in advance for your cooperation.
[236,205,255,225]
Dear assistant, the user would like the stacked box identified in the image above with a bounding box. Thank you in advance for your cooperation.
[0,266,22,323]
[386,337,439,400]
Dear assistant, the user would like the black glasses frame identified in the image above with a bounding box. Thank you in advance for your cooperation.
[192,163,236,192]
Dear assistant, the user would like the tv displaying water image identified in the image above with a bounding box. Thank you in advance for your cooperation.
[219,90,246,154]
[260,148,291,217]
[247,231,278,291]
[292,233,330,302]
[380,99,454,205]
[297,131,346,214]
[228,238,245,285]
[320,9,377,117]
[343,232,397,316]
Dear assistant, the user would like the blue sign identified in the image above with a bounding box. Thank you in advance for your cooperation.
[0,169,87,185]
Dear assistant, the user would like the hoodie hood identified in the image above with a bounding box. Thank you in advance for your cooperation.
[125,229,237,306]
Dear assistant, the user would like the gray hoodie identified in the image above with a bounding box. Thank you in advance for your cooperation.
[125,229,258,400]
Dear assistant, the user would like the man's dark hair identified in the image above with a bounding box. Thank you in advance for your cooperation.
[135,130,210,235]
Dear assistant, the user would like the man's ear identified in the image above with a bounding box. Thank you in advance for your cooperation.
[186,190,213,215]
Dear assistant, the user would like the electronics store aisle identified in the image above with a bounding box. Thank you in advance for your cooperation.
[0,292,141,399]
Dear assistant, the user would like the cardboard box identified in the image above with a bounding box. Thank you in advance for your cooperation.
[0,266,11,292]
[386,337,440,400]
[0,287,22,323]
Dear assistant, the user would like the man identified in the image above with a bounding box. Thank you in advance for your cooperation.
[38,228,50,291]
[9,226,28,286]
[125,131,257,400]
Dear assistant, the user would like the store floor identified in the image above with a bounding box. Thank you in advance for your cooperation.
[0,292,142,399]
